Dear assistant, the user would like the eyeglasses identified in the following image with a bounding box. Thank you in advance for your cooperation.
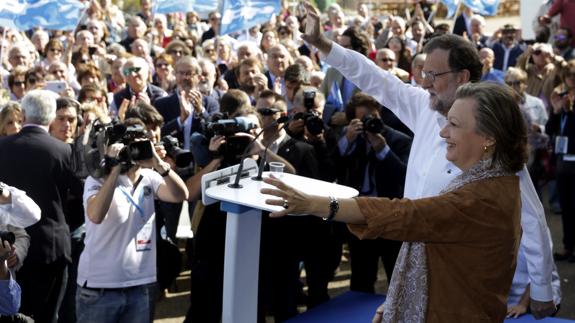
[257,108,280,116]
[168,49,184,55]
[123,66,142,76]
[505,80,522,87]
[421,70,459,83]
[88,96,105,103]
[379,57,395,62]
[12,81,25,87]
[156,62,169,68]
[27,77,38,85]
[533,49,543,56]
[176,70,195,77]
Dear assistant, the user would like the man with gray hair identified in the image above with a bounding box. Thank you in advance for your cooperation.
[0,90,75,322]
[112,56,167,113]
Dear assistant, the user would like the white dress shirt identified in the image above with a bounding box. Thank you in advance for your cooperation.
[324,42,555,301]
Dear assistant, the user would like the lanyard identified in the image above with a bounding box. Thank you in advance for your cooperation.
[560,113,568,136]
[119,186,145,220]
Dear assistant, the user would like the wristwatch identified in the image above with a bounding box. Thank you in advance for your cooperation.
[323,196,339,221]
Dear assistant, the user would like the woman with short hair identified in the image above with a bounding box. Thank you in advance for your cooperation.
[262,82,528,322]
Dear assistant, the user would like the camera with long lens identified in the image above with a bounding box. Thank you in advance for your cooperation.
[293,90,324,136]
[361,114,384,134]
[0,231,15,245]
[204,116,256,163]
[161,135,193,168]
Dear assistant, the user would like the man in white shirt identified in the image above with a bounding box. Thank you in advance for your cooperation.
[302,3,557,320]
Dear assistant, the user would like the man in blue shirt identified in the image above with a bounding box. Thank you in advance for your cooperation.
[0,238,20,316]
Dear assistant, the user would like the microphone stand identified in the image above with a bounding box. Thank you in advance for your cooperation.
[228,116,289,189]
[252,145,269,181]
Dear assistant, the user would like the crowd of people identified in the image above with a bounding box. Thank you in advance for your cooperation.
[0,0,573,322]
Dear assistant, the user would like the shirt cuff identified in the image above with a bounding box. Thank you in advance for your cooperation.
[194,107,208,119]
[375,145,391,160]
[338,135,355,156]
[529,282,554,302]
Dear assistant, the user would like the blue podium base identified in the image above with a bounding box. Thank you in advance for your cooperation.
[286,291,572,323]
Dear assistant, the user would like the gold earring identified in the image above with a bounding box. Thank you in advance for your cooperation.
[483,146,488,152]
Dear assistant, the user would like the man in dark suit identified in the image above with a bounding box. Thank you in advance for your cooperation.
[0,90,74,322]
[154,56,219,149]
[338,92,412,293]
[265,44,291,94]
[492,24,524,71]
[112,56,167,113]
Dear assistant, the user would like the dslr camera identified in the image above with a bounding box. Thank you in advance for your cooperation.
[293,89,324,136]
[361,114,384,134]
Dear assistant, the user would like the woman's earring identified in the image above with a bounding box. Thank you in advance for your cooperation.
[483,146,488,152]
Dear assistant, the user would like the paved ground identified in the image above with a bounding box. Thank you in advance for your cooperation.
[154,15,575,323]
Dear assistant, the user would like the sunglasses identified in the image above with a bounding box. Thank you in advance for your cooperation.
[123,66,142,76]
[532,49,543,56]
[12,81,25,86]
[555,34,568,41]
[27,77,38,84]
[505,80,522,87]
[156,62,169,68]
[257,108,280,116]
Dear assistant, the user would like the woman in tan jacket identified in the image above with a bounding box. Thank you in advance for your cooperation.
[261,82,528,322]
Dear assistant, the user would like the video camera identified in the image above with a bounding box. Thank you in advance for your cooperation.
[84,119,154,178]
[204,116,257,164]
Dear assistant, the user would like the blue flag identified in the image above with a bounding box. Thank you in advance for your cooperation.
[463,0,500,16]
[440,0,460,18]
[154,0,217,15]
[220,0,281,36]
[0,0,85,31]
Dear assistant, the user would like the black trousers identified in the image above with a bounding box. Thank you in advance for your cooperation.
[348,233,402,293]
[557,159,575,252]
[17,258,68,323]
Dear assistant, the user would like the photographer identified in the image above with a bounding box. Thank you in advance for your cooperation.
[185,95,292,322]
[338,92,412,293]
[76,119,188,323]
[287,86,339,182]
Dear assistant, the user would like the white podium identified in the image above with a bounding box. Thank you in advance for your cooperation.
[201,159,359,323]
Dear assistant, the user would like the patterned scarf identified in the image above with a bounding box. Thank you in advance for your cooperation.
[382,159,511,322]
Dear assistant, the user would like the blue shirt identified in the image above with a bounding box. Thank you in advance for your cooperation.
[0,274,21,315]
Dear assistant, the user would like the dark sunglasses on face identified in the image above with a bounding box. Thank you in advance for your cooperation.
[156,62,169,68]
[27,77,37,85]
[505,80,522,87]
[13,81,25,86]
[49,48,62,53]
[533,49,543,56]
[257,108,280,116]
[123,66,142,76]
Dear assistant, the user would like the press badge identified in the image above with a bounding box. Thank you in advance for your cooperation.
[555,136,569,154]
[135,221,153,252]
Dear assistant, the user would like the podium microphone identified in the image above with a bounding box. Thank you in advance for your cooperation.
[228,114,290,188]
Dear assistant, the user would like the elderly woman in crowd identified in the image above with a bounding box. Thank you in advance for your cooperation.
[262,82,527,322]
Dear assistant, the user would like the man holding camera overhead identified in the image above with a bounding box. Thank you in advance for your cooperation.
[76,121,188,323]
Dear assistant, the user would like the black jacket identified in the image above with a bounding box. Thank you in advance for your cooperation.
[0,127,73,264]
[339,125,412,198]
[113,84,167,109]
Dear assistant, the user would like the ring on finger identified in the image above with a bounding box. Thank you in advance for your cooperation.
[282,199,289,209]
